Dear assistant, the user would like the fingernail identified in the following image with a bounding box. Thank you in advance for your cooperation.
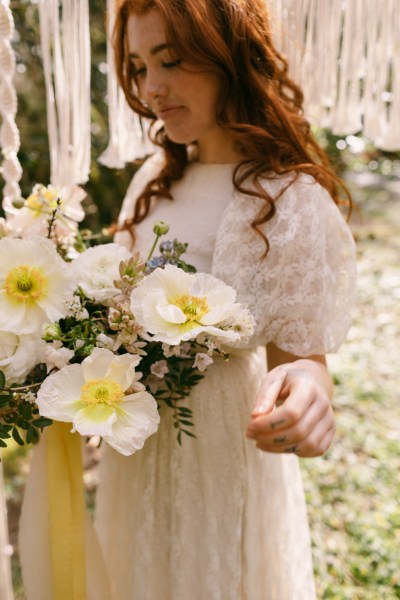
[253,402,269,414]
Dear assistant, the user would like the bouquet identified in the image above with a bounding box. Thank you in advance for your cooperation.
[0,184,254,455]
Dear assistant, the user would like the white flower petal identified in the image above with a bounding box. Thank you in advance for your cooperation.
[105,353,142,390]
[81,347,116,381]
[72,243,132,302]
[156,303,186,324]
[190,273,236,305]
[102,392,159,455]
[36,364,85,421]
[73,404,117,436]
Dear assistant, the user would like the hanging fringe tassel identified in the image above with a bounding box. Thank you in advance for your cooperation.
[98,0,155,168]
[0,0,22,208]
[272,0,399,148]
[38,0,91,185]
[102,0,400,167]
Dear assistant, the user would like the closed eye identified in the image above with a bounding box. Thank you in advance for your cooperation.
[162,60,182,69]
[132,66,146,77]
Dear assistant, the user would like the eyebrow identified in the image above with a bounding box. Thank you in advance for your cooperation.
[128,43,172,59]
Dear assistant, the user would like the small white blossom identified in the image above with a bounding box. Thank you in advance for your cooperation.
[193,353,213,372]
[162,343,181,358]
[65,296,89,320]
[220,307,255,338]
[43,341,75,373]
[22,391,37,404]
[96,333,115,350]
[150,360,169,379]
[72,243,132,302]
[0,331,46,384]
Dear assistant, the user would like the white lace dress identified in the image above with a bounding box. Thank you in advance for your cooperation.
[94,155,356,600]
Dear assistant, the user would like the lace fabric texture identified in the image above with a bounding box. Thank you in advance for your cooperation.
[94,158,355,599]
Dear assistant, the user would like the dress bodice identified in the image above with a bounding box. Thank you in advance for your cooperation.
[116,153,356,355]
[117,160,236,273]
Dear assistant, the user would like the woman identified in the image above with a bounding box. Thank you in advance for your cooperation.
[94,1,356,598]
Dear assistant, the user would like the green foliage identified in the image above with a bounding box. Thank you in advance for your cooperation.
[0,367,53,452]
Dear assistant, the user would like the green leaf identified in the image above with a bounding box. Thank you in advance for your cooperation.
[26,425,35,444]
[0,439,7,448]
[0,371,6,389]
[179,420,194,427]
[0,395,12,408]
[181,429,196,439]
[12,427,25,446]
[0,430,11,439]
[32,417,53,429]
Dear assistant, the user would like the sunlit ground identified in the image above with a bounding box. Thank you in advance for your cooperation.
[302,175,400,599]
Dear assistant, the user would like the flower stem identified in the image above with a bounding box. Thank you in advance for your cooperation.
[147,234,161,262]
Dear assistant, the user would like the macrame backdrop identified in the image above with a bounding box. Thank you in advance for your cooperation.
[100,0,400,167]
[0,0,21,205]
[38,0,91,186]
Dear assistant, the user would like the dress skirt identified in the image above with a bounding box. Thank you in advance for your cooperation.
[94,347,316,600]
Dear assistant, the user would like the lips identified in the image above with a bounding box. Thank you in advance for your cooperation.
[157,105,184,120]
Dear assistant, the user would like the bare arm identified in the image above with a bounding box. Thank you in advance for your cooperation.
[246,343,335,458]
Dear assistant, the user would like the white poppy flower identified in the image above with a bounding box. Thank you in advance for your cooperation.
[36,348,160,456]
[4,184,86,237]
[0,237,75,334]
[0,331,46,384]
[72,243,132,302]
[130,264,243,345]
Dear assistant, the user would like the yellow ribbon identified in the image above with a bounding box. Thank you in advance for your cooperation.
[46,422,87,600]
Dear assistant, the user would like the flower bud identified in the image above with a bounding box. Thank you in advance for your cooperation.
[153,221,169,236]
[42,322,62,341]
[12,196,25,209]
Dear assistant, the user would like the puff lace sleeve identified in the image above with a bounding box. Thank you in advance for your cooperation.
[211,173,356,355]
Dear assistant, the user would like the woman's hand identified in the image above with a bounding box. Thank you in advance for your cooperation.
[246,345,335,458]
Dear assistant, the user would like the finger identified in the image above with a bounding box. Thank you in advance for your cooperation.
[256,418,335,457]
[251,369,287,416]
[294,422,336,458]
[250,395,330,448]
[248,379,317,437]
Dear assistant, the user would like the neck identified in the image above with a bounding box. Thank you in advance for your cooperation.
[197,131,243,164]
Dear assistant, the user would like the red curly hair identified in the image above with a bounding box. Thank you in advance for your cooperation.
[113,0,351,254]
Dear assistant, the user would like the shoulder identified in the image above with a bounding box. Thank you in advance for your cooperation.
[118,152,166,225]
[254,173,350,241]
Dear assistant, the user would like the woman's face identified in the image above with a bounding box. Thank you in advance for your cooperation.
[127,9,237,163]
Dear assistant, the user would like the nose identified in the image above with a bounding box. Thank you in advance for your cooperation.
[142,68,168,104]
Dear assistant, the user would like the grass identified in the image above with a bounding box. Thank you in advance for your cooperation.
[301,179,400,599]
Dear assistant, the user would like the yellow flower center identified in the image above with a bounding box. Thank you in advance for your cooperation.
[173,294,208,322]
[80,378,125,406]
[4,265,48,304]
[26,188,60,214]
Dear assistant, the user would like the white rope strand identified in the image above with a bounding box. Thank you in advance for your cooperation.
[101,0,400,167]
[98,0,155,169]
[0,0,21,207]
[38,0,91,186]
